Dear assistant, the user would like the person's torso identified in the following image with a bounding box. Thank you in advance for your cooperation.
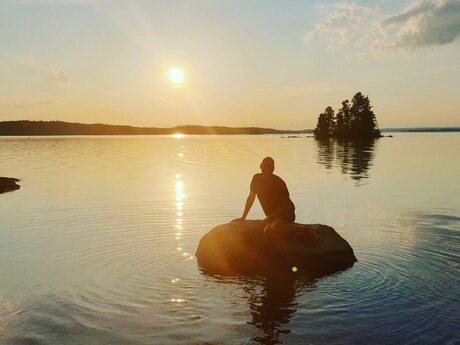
[251,173,294,215]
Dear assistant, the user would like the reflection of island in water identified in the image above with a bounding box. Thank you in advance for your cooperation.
[316,138,377,183]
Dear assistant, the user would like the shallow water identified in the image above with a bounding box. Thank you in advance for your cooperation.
[1,133,459,344]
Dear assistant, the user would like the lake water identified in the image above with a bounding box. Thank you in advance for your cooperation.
[1,133,459,344]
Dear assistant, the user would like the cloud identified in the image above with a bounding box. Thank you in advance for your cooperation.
[372,0,460,51]
[18,56,35,66]
[304,3,379,47]
[51,70,70,85]
[17,56,71,86]
[305,0,460,53]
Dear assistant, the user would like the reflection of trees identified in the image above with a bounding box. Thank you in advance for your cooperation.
[245,273,315,345]
[316,138,335,170]
[316,138,376,183]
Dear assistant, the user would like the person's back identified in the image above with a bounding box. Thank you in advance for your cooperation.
[250,172,295,223]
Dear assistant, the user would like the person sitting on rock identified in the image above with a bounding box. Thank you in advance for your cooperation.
[233,157,318,243]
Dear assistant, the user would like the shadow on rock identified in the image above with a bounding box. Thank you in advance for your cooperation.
[196,220,357,277]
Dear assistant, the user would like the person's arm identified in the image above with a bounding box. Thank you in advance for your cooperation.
[241,190,256,220]
[232,190,256,222]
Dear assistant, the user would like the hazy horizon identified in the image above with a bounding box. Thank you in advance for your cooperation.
[2,119,460,132]
[1,1,459,129]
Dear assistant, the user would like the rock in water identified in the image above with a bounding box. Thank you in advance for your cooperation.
[0,177,21,194]
[195,220,357,275]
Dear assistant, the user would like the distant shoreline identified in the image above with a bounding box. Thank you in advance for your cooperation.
[0,120,310,136]
[0,120,459,136]
[380,127,460,133]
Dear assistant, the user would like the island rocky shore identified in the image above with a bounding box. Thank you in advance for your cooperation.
[0,177,21,194]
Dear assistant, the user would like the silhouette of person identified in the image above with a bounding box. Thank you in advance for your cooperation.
[233,157,318,242]
[246,273,299,344]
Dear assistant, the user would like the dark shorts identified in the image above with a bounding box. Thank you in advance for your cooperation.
[278,212,295,223]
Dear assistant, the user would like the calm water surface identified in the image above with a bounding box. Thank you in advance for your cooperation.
[1,133,459,344]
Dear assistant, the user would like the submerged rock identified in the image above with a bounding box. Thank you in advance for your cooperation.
[0,177,21,194]
[196,220,357,275]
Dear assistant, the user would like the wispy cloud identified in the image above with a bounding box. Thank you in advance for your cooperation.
[304,3,379,47]
[51,70,70,85]
[17,56,71,86]
[305,0,460,54]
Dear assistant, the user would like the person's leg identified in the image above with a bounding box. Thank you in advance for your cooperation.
[265,219,320,244]
[263,218,285,237]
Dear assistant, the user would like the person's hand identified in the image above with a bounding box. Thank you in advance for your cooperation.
[231,217,244,223]
[262,216,273,226]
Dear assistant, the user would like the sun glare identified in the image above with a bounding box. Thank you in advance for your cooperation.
[168,67,184,85]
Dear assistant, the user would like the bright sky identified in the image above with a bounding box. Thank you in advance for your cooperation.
[0,0,459,129]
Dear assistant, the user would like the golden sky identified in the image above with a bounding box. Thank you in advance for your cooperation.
[1,0,459,129]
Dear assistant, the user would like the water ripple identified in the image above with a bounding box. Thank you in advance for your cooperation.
[2,135,460,345]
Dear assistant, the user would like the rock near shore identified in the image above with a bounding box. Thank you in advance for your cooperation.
[0,177,21,194]
[196,220,357,275]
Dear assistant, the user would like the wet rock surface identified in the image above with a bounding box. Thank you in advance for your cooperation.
[196,220,357,275]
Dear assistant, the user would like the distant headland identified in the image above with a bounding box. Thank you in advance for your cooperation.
[0,120,310,136]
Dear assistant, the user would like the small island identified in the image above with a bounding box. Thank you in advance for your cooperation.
[313,92,381,139]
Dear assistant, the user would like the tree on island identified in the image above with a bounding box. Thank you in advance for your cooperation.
[313,106,335,138]
[314,92,381,139]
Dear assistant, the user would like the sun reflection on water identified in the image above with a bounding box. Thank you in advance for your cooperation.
[169,142,196,306]
[170,298,185,304]
[175,180,185,202]
[171,133,186,139]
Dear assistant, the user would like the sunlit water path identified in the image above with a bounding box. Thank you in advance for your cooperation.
[1,134,459,344]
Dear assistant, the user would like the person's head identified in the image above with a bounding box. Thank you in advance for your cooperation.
[260,157,275,175]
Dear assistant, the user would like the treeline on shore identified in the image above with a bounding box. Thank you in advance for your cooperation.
[0,121,310,136]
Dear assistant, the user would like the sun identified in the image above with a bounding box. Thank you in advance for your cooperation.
[168,67,184,85]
